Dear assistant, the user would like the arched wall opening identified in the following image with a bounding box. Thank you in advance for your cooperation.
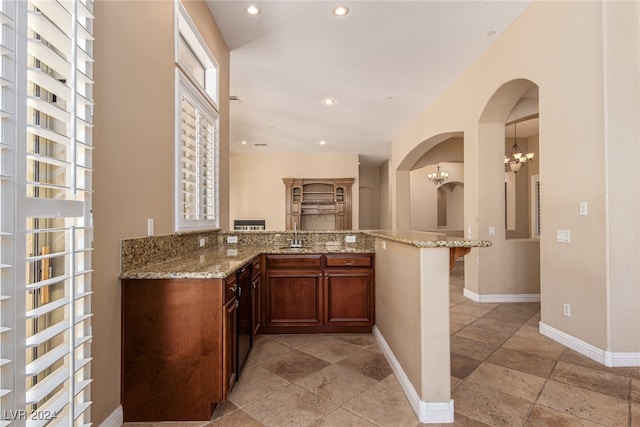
[470,78,541,300]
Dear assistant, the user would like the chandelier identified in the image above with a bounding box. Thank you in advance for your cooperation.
[505,121,534,173]
[427,164,449,186]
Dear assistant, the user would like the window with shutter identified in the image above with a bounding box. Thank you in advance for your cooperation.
[175,2,219,231]
[1,0,94,424]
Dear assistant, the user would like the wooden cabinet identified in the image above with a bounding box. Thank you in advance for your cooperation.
[262,254,374,333]
[324,255,374,327]
[283,178,354,230]
[122,258,260,422]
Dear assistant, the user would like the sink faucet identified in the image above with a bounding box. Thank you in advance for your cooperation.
[291,222,302,248]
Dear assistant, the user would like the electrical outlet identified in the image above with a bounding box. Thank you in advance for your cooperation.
[345,235,356,243]
[199,254,205,263]
[227,248,238,256]
[563,303,571,317]
[227,236,238,244]
[147,219,154,236]
[381,240,386,250]
[488,226,495,236]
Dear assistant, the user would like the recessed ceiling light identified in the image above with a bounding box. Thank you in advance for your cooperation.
[241,140,247,145]
[322,97,336,106]
[486,30,496,37]
[320,140,326,145]
[332,5,349,17]
[246,5,260,15]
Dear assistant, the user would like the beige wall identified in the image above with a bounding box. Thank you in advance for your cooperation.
[92,1,229,423]
[358,166,381,229]
[387,0,639,353]
[229,153,359,230]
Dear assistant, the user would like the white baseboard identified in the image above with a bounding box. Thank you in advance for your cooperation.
[98,405,123,427]
[463,288,540,303]
[539,322,640,367]
[372,326,454,423]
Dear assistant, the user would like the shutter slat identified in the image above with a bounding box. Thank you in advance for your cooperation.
[25,364,68,404]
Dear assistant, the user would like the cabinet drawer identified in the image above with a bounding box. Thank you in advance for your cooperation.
[266,254,322,269]
[325,254,372,268]
[225,274,238,303]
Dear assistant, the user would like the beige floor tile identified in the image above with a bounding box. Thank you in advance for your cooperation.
[451,376,462,391]
[227,365,290,407]
[551,360,629,400]
[452,381,533,426]
[244,339,293,367]
[633,378,640,404]
[632,402,640,426]
[450,335,497,360]
[337,348,393,380]
[298,337,364,363]
[425,412,492,426]
[335,334,378,347]
[469,316,523,334]
[295,363,379,405]
[483,303,540,323]
[309,407,377,426]
[267,334,336,350]
[466,362,546,401]
[210,401,238,421]
[450,321,466,335]
[242,384,337,427]
[261,349,330,382]
[454,324,513,346]
[537,380,629,426]
[458,299,500,311]
[451,352,482,379]
[450,304,490,324]
[560,348,634,377]
[523,405,603,426]
[486,347,557,378]
[501,325,565,360]
[342,374,419,427]
[205,410,265,427]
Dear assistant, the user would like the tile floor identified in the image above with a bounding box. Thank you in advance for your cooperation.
[123,262,640,427]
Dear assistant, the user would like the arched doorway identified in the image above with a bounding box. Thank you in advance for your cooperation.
[469,78,541,302]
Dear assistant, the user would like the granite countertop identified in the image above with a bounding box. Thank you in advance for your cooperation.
[365,230,492,248]
[120,244,375,280]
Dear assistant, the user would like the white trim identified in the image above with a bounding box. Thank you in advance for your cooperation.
[98,405,123,427]
[463,288,540,303]
[539,322,640,367]
[373,326,454,423]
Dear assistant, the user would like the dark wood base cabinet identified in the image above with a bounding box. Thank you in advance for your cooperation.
[262,254,375,334]
[122,261,260,422]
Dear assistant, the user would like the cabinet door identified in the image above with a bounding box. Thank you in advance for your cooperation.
[266,269,322,327]
[324,269,374,326]
[223,297,238,395]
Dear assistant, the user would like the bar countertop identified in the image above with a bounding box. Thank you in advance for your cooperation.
[365,230,492,248]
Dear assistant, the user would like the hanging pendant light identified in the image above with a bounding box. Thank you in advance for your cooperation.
[505,121,535,173]
[427,164,449,185]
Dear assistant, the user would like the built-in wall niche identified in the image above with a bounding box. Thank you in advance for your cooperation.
[437,182,464,228]
[283,178,354,231]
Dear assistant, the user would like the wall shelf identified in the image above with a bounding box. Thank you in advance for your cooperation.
[283,178,354,230]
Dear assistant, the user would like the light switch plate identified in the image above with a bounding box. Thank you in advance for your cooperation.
[488,226,495,236]
[227,236,238,244]
[580,202,588,216]
[556,230,571,243]
[345,235,356,243]
[147,219,154,236]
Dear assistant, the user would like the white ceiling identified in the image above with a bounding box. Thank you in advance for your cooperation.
[206,1,533,166]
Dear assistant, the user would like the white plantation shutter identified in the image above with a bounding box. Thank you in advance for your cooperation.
[0,0,17,422]
[175,2,219,231]
[1,0,94,425]
[177,75,219,230]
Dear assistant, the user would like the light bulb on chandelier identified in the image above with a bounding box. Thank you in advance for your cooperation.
[505,121,535,173]
[427,164,449,186]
